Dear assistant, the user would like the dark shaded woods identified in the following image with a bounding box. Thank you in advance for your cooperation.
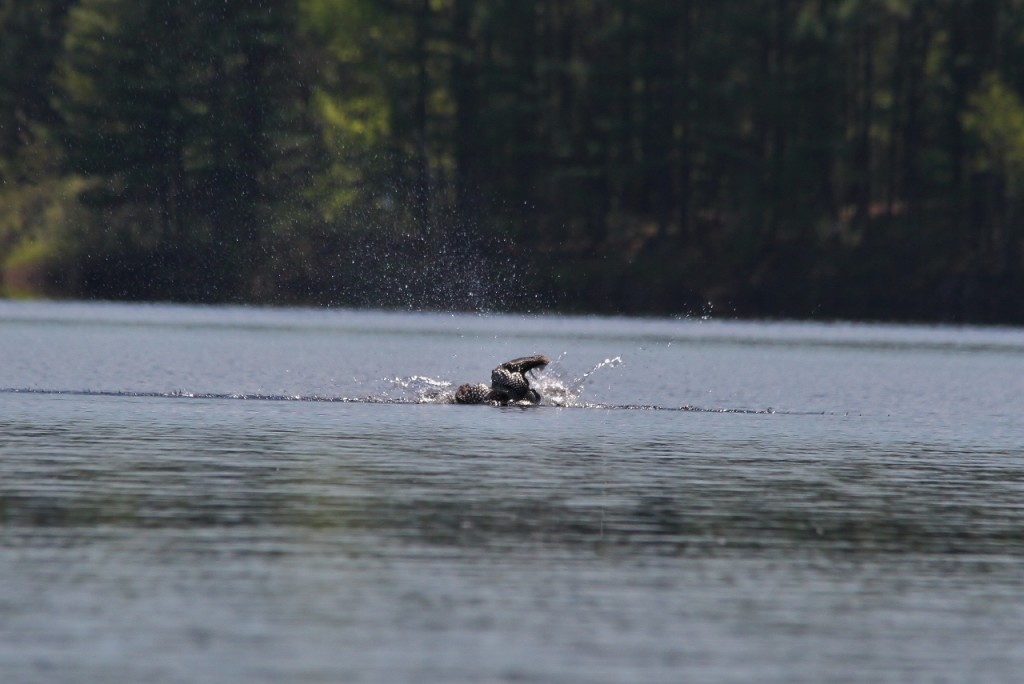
[2,0,1023,322]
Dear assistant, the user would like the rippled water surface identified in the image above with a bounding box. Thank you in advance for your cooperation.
[2,300,1023,683]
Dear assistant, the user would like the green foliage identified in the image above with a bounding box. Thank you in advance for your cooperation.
[2,0,1024,320]
[963,73,1024,175]
[49,0,325,300]
[0,176,89,297]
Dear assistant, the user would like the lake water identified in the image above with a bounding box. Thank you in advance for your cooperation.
[2,300,1022,683]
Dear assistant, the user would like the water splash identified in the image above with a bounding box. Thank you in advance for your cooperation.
[386,375,455,403]
[381,355,623,407]
[574,355,624,388]
[530,355,624,407]
[323,158,547,314]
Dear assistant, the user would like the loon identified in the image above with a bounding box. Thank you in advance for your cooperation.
[454,354,550,406]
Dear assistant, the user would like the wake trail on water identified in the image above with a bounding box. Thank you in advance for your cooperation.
[0,387,783,412]
[0,355,809,414]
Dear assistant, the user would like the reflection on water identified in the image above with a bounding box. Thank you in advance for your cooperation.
[2,302,1024,683]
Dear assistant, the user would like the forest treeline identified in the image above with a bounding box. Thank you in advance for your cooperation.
[2,0,1024,321]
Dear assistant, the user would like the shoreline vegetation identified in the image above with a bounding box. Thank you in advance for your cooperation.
[2,1,1023,323]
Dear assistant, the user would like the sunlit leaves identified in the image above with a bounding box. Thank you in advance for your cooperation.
[963,73,1024,175]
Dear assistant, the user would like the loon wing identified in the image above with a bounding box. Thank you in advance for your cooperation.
[498,354,550,375]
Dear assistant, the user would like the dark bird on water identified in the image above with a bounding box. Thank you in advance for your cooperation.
[454,354,550,405]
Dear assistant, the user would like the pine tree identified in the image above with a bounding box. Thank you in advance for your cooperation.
[56,0,319,299]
